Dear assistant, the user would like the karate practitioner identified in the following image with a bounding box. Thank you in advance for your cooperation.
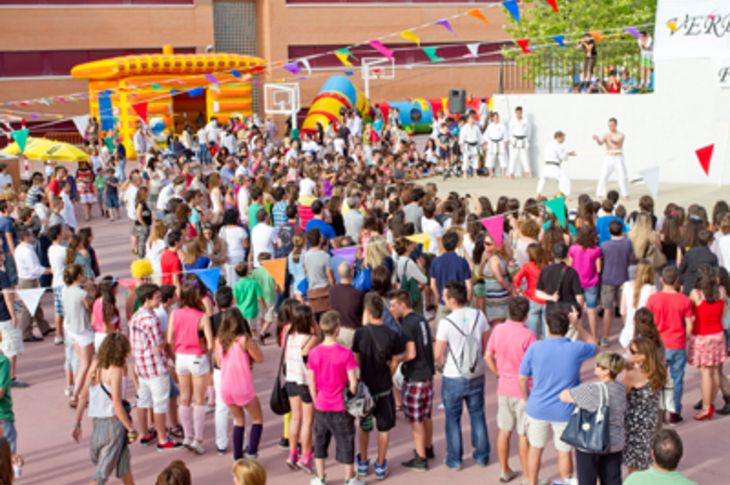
[482,112,508,176]
[508,106,532,178]
[536,131,576,197]
[459,111,482,178]
[593,117,629,200]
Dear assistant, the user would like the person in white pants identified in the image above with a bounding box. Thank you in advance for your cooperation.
[459,111,482,177]
[212,288,235,453]
[508,106,532,178]
[483,112,508,176]
[593,117,629,199]
[536,131,576,197]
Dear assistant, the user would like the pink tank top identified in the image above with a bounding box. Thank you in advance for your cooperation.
[217,338,256,406]
[172,307,206,355]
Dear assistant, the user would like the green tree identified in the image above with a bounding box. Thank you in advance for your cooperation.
[502,0,657,85]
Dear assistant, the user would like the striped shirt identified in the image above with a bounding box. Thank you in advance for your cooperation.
[272,200,288,229]
[129,307,168,379]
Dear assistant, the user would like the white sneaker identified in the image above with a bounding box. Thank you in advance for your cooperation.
[64,385,73,397]
[310,476,326,485]
[345,478,365,485]
[189,440,205,455]
[54,336,64,345]
[182,438,193,450]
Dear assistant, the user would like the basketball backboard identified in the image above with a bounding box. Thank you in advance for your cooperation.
[361,57,395,81]
[264,82,300,115]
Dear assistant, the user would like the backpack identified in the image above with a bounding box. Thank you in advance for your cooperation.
[445,310,482,378]
[398,259,421,308]
[345,381,374,419]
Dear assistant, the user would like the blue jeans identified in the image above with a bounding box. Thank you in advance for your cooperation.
[441,375,490,468]
[666,348,687,414]
[527,300,545,338]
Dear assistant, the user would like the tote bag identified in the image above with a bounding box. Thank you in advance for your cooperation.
[560,383,610,453]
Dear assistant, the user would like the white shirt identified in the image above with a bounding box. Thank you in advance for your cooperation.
[219,225,248,263]
[421,216,445,255]
[544,140,570,163]
[716,233,730,272]
[205,122,220,144]
[619,282,656,348]
[250,223,276,268]
[14,241,46,280]
[48,243,67,287]
[348,115,362,136]
[436,306,490,378]
[154,306,170,334]
[146,239,167,275]
[60,192,77,230]
[301,140,320,155]
[196,127,207,145]
[133,130,147,154]
[479,103,489,122]
[156,184,175,212]
[459,123,481,145]
[237,186,250,223]
[299,178,316,197]
[222,132,237,155]
[483,123,507,143]
[123,185,139,220]
[344,209,364,243]
[509,118,531,139]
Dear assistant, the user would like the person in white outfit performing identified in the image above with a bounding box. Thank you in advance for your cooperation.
[593,117,629,200]
[459,111,482,178]
[508,106,532,178]
[536,131,576,197]
[483,112,508,176]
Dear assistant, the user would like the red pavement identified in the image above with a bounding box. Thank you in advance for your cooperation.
[12,214,729,485]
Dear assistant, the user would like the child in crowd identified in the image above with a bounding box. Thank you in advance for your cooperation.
[104,168,120,221]
[251,252,278,343]
[232,263,266,337]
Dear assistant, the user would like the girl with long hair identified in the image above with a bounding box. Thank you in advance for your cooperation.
[65,234,95,280]
[134,186,152,257]
[513,243,548,337]
[63,264,94,409]
[198,222,226,268]
[215,308,264,460]
[91,276,120,352]
[472,233,512,322]
[208,173,224,225]
[167,283,214,455]
[146,220,168,278]
[287,233,306,302]
[182,238,211,271]
[568,225,603,342]
[619,260,657,348]
[219,208,249,286]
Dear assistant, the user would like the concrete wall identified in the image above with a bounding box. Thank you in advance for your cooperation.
[493,57,730,186]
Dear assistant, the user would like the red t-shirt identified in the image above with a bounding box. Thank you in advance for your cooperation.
[693,299,725,336]
[48,178,62,197]
[160,249,182,286]
[646,291,693,350]
[513,262,545,304]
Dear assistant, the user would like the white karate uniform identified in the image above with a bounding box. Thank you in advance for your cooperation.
[482,123,508,170]
[537,140,572,196]
[508,118,531,176]
[596,153,629,199]
[459,123,482,173]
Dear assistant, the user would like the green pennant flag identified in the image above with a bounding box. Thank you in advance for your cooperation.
[336,47,354,57]
[104,136,115,153]
[422,46,444,62]
[545,197,566,228]
[151,83,163,91]
[10,128,29,154]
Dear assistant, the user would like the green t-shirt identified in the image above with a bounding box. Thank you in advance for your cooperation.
[94,175,107,191]
[248,203,263,230]
[0,354,14,421]
[233,277,263,320]
[624,468,698,485]
[251,267,277,305]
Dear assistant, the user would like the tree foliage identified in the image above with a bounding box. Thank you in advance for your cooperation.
[502,0,658,81]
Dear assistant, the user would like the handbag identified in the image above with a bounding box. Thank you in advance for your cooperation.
[560,382,610,452]
[100,382,133,423]
[307,286,331,314]
[270,334,291,416]
[352,266,372,292]
[645,243,667,271]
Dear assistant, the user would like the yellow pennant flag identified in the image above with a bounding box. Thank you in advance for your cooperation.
[335,51,353,67]
[666,19,678,33]
[406,233,430,246]
[399,30,421,46]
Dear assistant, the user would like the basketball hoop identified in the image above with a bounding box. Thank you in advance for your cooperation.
[264,83,301,129]
[361,57,395,100]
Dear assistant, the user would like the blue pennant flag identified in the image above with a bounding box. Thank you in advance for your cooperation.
[502,0,520,23]
[197,267,221,295]
[551,35,566,46]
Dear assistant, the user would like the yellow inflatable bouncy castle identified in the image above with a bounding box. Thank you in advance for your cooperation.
[301,75,369,134]
[71,45,264,158]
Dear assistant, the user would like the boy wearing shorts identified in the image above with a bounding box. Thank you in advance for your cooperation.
[251,252,277,343]
[307,311,362,485]
[0,252,26,388]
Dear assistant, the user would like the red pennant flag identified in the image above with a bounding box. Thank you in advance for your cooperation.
[132,102,148,122]
[546,0,559,12]
[516,38,532,54]
[695,144,714,175]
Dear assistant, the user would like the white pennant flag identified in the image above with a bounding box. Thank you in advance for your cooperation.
[72,114,90,137]
[638,166,660,198]
[299,58,312,77]
[16,287,46,316]
[467,42,481,58]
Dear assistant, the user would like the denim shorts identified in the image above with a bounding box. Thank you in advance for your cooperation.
[584,285,599,309]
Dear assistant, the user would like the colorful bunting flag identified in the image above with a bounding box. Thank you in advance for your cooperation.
[638,166,660,198]
[369,40,395,60]
[400,31,421,46]
[72,115,90,137]
[467,8,490,26]
[205,74,219,84]
[98,92,114,131]
[551,35,566,46]
[230,69,242,78]
[188,88,204,97]
[10,128,29,154]
[545,0,559,13]
[345,71,354,76]
[516,38,532,54]
[131,102,148,122]
[117,279,138,292]
[197,267,221,295]
[332,246,358,267]
[405,234,430,246]
[624,27,641,38]
[695,144,714,175]
[103,137,115,152]
[502,0,520,24]
[480,215,505,248]
[589,31,603,42]
[466,42,481,57]
[666,20,678,33]
[299,58,312,76]
[435,19,454,33]
[422,46,444,62]
[17,288,46,316]
[335,48,354,67]
[283,62,302,75]
[151,83,163,91]
[261,258,287,290]
[545,197,566,228]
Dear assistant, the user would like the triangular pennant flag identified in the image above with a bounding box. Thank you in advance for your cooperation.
[369,40,394,60]
[466,42,480,57]
[695,144,714,175]
[502,0,520,23]
[283,62,301,75]
[188,87,205,97]
[151,83,163,91]
[480,215,505,248]
[10,128,29,153]
[624,27,641,38]
[589,31,603,42]
[545,0,559,12]
[205,74,219,84]
[332,246,358,267]
[230,69,242,78]
[104,136,115,152]
[98,91,114,131]
[422,46,444,62]
[467,8,490,26]
[261,258,287,290]
[345,71,354,76]
[335,48,353,66]
[17,287,45,316]
[551,35,566,46]
[435,19,454,33]
[545,197,567,228]
[117,279,138,292]
[72,115,90,137]
[131,102,148,122]
[299,58,312,76]
[638,166,660,198]
[405,233,430,246]
[197,267,221,295]
[400,31,421,46]
[516,38,532,54]
[666,19,678,33]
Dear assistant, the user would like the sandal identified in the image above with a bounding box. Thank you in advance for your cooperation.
[69,396,79,409]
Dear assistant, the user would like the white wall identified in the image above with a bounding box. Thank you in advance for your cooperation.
[493,57,730,186]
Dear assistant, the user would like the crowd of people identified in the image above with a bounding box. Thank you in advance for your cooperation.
[0,104,722,485]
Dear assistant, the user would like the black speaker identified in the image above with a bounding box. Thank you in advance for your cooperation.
[448,89,466,115]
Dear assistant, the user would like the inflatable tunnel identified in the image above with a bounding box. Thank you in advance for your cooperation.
[301,76,368,134]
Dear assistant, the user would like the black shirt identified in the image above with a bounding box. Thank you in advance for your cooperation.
[330,212,345,237]
[537,262,583,313]
[329,284,364,329]
[352,324,404,394]
[136,201,152,227]
[400,312,435,383]
[679,246,718,295]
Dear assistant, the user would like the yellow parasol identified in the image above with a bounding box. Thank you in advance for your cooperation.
[1,137,89,162]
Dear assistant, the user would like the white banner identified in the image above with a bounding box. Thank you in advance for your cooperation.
[16,287,45,316]
[716,59,730,88]
[654,0,730,61]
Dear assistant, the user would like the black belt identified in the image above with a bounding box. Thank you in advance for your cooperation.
[513,135,527,139]
[545,161,561,166]
[465,141,479,146]
[489,139,504,143]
